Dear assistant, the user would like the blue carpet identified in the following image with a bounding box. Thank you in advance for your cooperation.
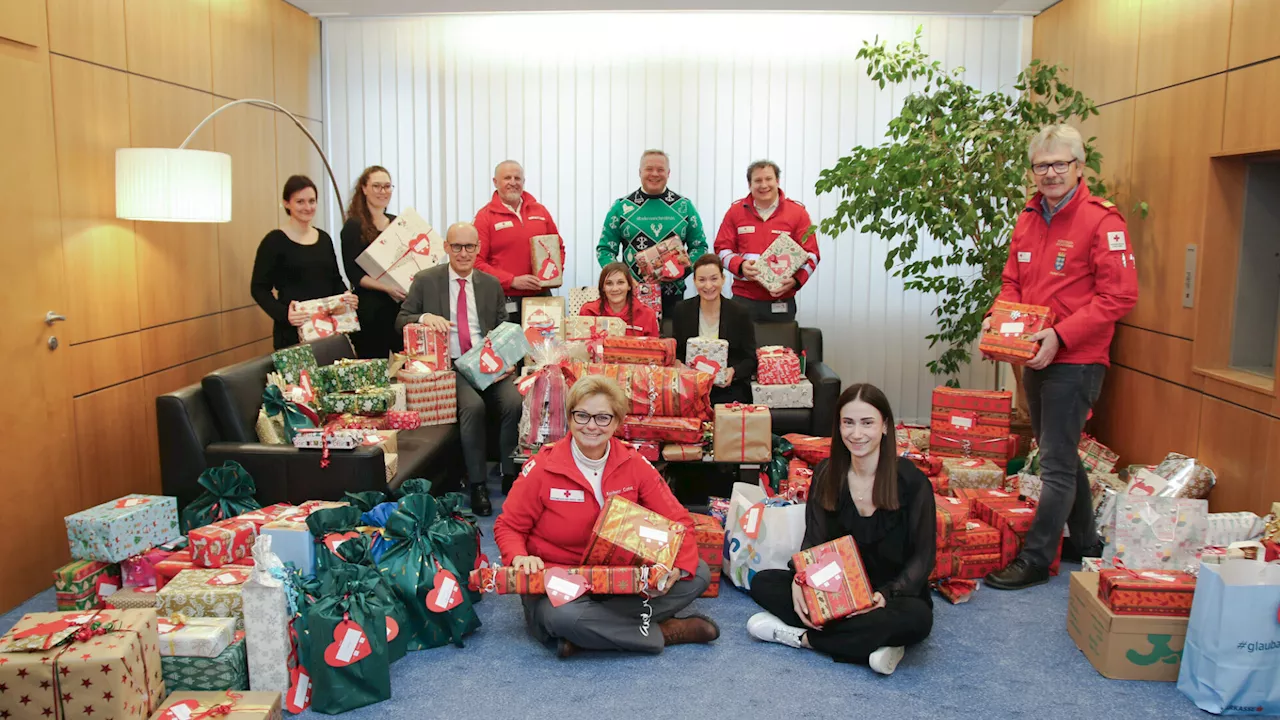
[2,497,1208,720]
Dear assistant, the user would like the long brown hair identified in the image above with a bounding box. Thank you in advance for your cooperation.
[596,262,635,326]
[346,165,391,245]
[813,383,900,512]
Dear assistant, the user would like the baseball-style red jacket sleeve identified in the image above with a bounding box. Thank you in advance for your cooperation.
[790,204,820,288]
[713,208,747,277]
[492,459,545,562]
[1052,213,1138,349]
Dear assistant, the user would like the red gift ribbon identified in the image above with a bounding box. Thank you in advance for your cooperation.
[725,402,765,462]
[373,233,433,286]
[30,609,156,720]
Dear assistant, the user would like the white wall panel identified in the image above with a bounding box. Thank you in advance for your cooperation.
[323,12,1025,422]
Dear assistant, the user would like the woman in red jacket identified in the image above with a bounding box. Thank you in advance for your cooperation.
[578,262,660,337]
[493,375,717,657]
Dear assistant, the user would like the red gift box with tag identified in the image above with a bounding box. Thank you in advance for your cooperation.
[935,494,970,549]
[626,440,661,462]
[782,458,814,502]
[783,433,831,465]
[757,346,803,385]
[599,336,677,366]
[980,301,1055,365]
[954,552,1003,579]
[975,497,1063,576]
[189,518,257,569]
[792,535,875,626]
[929,387,1014,467]
[402,323,451,370]
[468,566,652,595]
[955,519,1000,551]
[234,503,302,528]
[621,415,703,444]
[1097,567,1197,617]
[582,495,686,589]
[690,513,725,597]
[155,549,253,589]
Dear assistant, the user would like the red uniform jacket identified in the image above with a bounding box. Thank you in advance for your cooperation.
[493,438,699,577]
[578,297,660,338]
[713,190,820,301]
[991,182,1138,366]
[474,191,565,296]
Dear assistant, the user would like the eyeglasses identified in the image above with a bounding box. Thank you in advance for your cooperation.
[369,183,393,192]
[570,411,615,427]
[1031,160,1076,176]
[448,243,479,253]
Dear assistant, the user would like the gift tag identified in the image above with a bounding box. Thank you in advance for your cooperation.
[999,322,1025,336]
[475,553,490,571]
[537,257,561,282]
[765,253,792,276]
[962,460,983,468]
[1138,571,1179,583]
[96,579,119,600]
[286,665,313,713]
[739,502,765,539]
[1129,468,1169,497]
[323,619,370,667]
[948,413,977,429]
[771,302,787,314]
[804,552,845,593]
[156,699,201,720]
[114,497,150,509]
[426,569,462,613]
[205,569,249,586]
[323,531,361,556]
[385,616,400,642]
[309,313,337,337]
[637,525,670,546]
[544,568,591,607]
[690,355,723,376]
[479,342,505,375]
[409,233,432,255]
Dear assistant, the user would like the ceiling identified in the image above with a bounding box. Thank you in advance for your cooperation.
[288,0,1057,17]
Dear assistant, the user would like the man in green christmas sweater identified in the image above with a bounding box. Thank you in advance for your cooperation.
[596,149,708,318]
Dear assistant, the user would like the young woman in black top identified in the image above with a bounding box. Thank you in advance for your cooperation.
[340,165,403,358]
[670,254,757,404]
[747,383,936,674]
[250,175,355,350]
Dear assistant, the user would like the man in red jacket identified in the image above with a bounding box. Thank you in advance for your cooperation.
[714,160,820,322]
[983,124,1138,591]
[474,160,566,322]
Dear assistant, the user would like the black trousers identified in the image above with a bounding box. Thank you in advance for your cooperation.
[749,569,933,664]
[733,296,797,323]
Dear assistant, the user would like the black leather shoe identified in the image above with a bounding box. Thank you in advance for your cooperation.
[501,473,517,495]
[984,558,1049,590]
[470,484,493,516]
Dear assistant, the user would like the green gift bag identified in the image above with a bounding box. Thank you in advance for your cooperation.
[378,494,480,650]
[326,536,409,662]
[261,384,318,441]
[434,492,484,604]
[306,505,364,579]
[306,568,392,715]
[762,435,794,494]
[394,478,433,498]
[181,461,262,532]
[344,491,389,513]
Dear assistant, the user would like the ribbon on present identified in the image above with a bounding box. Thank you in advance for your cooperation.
[158,690,279,720]
[262,385,319,442]
[183,461,261,532]
[373,232,434,286]
[726,402,768,462]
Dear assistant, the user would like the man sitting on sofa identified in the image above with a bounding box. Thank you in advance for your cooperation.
[395,222,521,516]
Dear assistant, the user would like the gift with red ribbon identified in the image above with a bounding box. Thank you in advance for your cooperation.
[53,559,122,611]
[530,233,565,288]
[1097,562,1197,617]
[635,237,692,282]
[755,232,809,294]
[581,495,687,591]
[756,345,803,385]
[974,495,1063,576]
[401,324,451,370]
[980,300,1055,365]
[294,294,360,343]
[564,316,626,361]
[467,566,655,595]
[712,402,773,463]
[190,518,258,569]
[157,569,249,630]
[355,207,448,294]
[661,443,705,462]
[622,415,704,444]
[935,494,970,549]
[792,535,875,625]
[568,363,714,419]
[783,433,832,465]
[599,335,677,366]
[233,503,303,529]
[782,458,814,502]
[929,387,1013,468]
[151,690,281,720]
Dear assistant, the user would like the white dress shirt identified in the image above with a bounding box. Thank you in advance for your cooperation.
[444,266,482,359]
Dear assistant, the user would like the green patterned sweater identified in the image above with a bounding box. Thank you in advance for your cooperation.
[596,188,709,298]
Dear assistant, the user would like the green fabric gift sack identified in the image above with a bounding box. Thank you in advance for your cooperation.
[378,494,480,650]
[434,492,484,604]
[181,461,262,532]
[394,478,433,498]
[344,490,389,513]
[762,435,794,494]
[306,505,364,578]
[306,568,392,715]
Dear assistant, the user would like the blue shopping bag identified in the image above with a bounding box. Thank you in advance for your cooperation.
[1177,559,1280,715]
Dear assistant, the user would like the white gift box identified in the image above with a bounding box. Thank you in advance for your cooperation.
[157,616,236,658]
[291,428,362,450]
[750,379,813,409]
[568,286,600,316]
[355,207,448,294]
[1205,511,1265,547]
[242,538,294,700]
[389,382,407,412]
[687,337,729,386]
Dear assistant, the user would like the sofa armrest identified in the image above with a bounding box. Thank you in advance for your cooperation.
[806,361,841,437]
[800,327,824,364]
[205,442,388,505]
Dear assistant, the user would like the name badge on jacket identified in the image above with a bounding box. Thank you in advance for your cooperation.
[1017,251,1031,263]
[737,226,756,234]
[495,220,514,231]
[549,488,585,503]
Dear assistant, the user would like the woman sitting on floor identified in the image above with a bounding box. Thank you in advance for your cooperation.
[669,253,757,404]
[493,375,718,657]
[578,261,660,337]
[747,383,936,674]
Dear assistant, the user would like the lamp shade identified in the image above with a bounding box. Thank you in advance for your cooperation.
[116,148,233,222]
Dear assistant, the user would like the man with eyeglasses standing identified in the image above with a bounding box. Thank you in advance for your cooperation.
[396,222,522,516]
[982,124,1138,591]
[475,160,566,321]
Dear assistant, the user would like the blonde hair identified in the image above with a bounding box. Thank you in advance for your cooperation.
[565,376,630,422]
[1027,124,1085,163]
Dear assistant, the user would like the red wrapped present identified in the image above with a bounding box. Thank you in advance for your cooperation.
[904,448,943,477]
[155,549,253,589]
[691,513,725,598]
[401,324,450,370]
[189,518,257,569]
[783,433,831,465]
[122,547,173,589]
[935,494,970,549]
[324,413,391,431]
[662,443,705,461]
[1097,567,1197,617]
[622,415,704,444]
[930,432,1015,469]
[626,440,661,461]
[599,336,677,366]
[582,495,687,589]
[954,551,1003,579]
[930,549,956,581]
[930,387,1013,430]
[1263,540,1279,562]
[468,566,652,595]
[569,363,713,419]
[978,498,1063,576]
[756,346,803,385]
[792,535,875,626]
[930,473,950,495]
[398,367,457,426]
[234,503,302,528]
[953,487,1018,515]
[980,301,1055,365]
[384,410,421,430]
[956,519,1000,550]
[636,280,663,321]
[782,458,813,502]
[934,578,979,604]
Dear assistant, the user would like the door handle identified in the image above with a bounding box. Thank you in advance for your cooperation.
[45,311,66,325]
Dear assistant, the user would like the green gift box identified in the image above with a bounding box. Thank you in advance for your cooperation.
[319,388,397,415]
[270,344,320,388]
[161,636,249,692]
[54,559,120,596]
[317,358,390,393]
[65,494,182,563]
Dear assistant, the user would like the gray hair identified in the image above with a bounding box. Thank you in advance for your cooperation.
[746,159,780,184]
[493,159,524,177]
[639,149,669,169]
[1027,124,1085,163]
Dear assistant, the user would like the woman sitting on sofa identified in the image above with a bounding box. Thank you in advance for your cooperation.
[670,254,756,404]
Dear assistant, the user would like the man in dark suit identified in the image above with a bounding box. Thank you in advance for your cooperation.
[396,222,520,515]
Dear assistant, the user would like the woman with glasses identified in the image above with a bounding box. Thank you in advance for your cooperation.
[341,165,403,358]
[493,375,718,657]
[670,254,757,404]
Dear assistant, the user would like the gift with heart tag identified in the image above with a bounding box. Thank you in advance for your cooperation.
[582,495,687,590]
[294,294,361,343]
[686,336,729,385]
[151,691,282,720]
[634,237,692,282]
[530,233,565,287]
[754,232,809,294]
[303,564,392,714]
[65,493,182,564]
[355,207,449,294]
[792,535,875,625]
[457,322,532,391]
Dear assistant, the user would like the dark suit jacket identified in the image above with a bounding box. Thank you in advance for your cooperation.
[394,264,508,342]
[670,295,757,385]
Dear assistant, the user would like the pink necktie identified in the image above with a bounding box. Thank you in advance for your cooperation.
[456,278,473,354]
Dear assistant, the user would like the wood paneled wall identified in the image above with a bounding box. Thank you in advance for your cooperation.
[1034,0,1280,514]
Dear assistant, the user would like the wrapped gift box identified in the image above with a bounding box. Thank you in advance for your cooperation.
[1097,569,1196,617]
[157,569,248,630]
[600,336,677,366]
[686,337,730,386]
[53,559,121,609]
[398,367,458,425]
[270,345,319,389]
[956,519,1000,551]
[903,448,943,477]
[930,387,1012,432]
[1266,503,1280,543]
[521,296,567,352]
[384,410,421,430]
[755,233,809,294]
[979,498,1063,576]
[954,552,1002,579]
[355,207,448,295]
[690,513,725,598]
[712,403,772,463]
[190,519,257,569]
[469,566,654,595]
[242,566,294,699]
[294,294,359,343]
[1205,512,1265,547]
[782,458,814,502]
[935,495,970,549]
[457,322,531,391]
[756,346,803,385]
[751,379,814,409]
[941,457,1004,490]
[259,520,315,578]
[154,550,254,590]
[568,285,600,316]
[569,364,713,419]
[623,415,703,444]
[526,233,563,288]
[161,636,249,692]
[1078,434,1119,474]
[662,443,704,461]
[315,358,389,393]
[323,413,390,431]
[1018,472,1042,502]
[0,610,166,720]
[582,495,687,589]
[66,494,182,563]
[1104,497,1209,572]
[151,691,281,720]
[930,432,1014,469]
[900,424,930,453]
[157,616,236,658]
[930,474,949,495]
[402,324,451,370]
[783,434,831,465]
[626,440,660,461]
[953,487,1018,513]
[1125,453,1217,500]
[792,535,875,626]
[104,585,160,609]
[565,316,625,348]
[292,427,363,450]
[317,387,397,416]
[635,281,663,320]
[930,549,956,581]
[980,301,1054,365]
[234,504,303,529]
[635,237,691,282]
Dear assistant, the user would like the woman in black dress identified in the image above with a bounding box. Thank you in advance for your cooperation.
[250,175,356,350]
[747,383,936,674]
[341,165,403,358]
[669,254,756,404]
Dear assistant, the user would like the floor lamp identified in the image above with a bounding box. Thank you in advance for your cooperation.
[115,98,344,223]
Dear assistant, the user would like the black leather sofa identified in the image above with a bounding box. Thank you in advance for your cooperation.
[156,335,461,511]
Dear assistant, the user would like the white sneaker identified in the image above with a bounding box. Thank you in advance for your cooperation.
[868,645,905,675]
[747,611,806,649]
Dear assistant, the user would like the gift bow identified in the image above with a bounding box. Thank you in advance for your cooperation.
[262,385,319,441]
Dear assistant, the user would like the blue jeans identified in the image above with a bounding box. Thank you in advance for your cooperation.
[1020,363,1106,568]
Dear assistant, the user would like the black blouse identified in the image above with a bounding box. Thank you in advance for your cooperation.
[339,213,396,296]
[249,228,346,349]
[802,460,937,603]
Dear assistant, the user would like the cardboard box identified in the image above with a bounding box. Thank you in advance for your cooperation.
[1066,572,1188,682]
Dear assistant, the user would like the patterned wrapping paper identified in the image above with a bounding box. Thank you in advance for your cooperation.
[568,285,600,316]
[954,552,1003,579]
[317,387,397,416]
[662,443,705,461]
[1267,502,1280,543]
[1205,512,1266,547]
[755,233,809,294]
[756,346,803,385]
[600,336,677,366]
[324,412,391,431]
[635,237,691,281]
[255,409,288,445]
[956,519,1001,550]
[751,380,814,409]
[929,433,1014,469]
[53,559,121,599]
[901,424,930,453]
[635,281,663,321]
[930,387,1012,431]
[1104,497,1209,572]
[152,691,282,720]
[569,363,714,419]
[782,458,814,502]
[104,586,160,609]
[980,500,1064,576]
[154,551,255,590]
[294,294,360,343]
[242,576,293,699]
[980,301,1054,364]
[397,367,457,425]
[530,233,565,287]
[157,616,236,658]
[712,403,773,463]
[582,495,687,589]
[930,474,949,495]
[1097,569,1196,617]
[234,504,304,529]
[941,457,1004,490]
[903,448,943,477]
[952,487,1018,514]
[690,513,725,598]
[0,609,166,720]
[565,316,626,362]
[291,428,363,450]
[66,494,182,563]
[792,535,875,625]
[468,566,653,595]
[161,636,249,692]
[270,345,320,389]
[686,337,730,386]
[624,441,660,461]
[930,549,956,581]
[157,569,248,630]
[384,410,421,430]
[1126,453,1217,500]
[622,415,704,444]
[521,296,567,352]
[383,452,399,482]
[783,434,832,465]
[56,569,122,612]
[457,322,532,391]
[190,519,257,569]
[355,207,448,294]
[1078,434,1119,474]
[259,521,315,577]
[315,358,389,394]
[1017,472,1043,502]
[935,495,970,549]
[401,324,451,370]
